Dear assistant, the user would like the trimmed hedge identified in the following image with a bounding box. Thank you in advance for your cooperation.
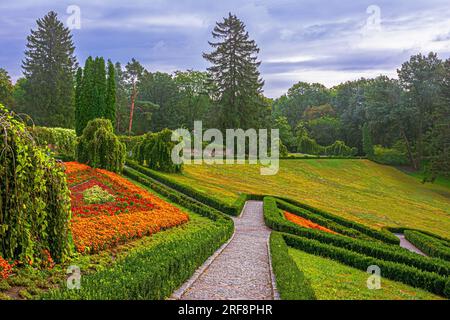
[126,160,241,216]
[32,126,77,160]
[282,233,450,298]
[270,232,316,300]
[45,214,233,300]
[263,197,450,276]
[276,196,400,245]
[405,230,450,262]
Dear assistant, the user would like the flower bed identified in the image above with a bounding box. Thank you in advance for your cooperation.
[284,212,338,235]
[65,162,189,253]
[0,257,15,279]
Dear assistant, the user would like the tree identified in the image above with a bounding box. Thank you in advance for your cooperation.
[74,68,83,135]
[203,13,265,130]
[125,58,144,135]
[93,57,107,119]
[362,123,374,158]
[113,62,129,134]
[306,116,342,146]
[105,60,116,125]
[22,11,77,127]
[273,116,295,150]
[0,68,14,107]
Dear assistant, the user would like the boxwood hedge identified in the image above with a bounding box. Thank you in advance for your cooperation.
[405,230,450,262]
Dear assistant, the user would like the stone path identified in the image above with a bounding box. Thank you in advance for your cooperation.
[394,233,427,256]
[172,201,278,300]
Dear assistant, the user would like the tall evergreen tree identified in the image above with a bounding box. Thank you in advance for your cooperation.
[93,57,107,119]
[22,11,77,127]
[105,60,116,125]
[74,67,83,135]
[203,13,265,130]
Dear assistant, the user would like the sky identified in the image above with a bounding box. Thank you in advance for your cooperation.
[1,0,450,98]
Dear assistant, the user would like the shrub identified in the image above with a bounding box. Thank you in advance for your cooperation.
[0,105,73,263]
[83,186,115,204]
[323,140,357,157]
[371,145,409,166]
[76,119,126,173]
[282,233,449,298]
[133,129,182,173]
[270,232,316,300]
[119,135,144,155]
[405,230,450,261]
[31,127,77,159]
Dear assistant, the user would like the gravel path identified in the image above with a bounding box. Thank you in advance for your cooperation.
[394,233,427,256]
[173,201,278,300]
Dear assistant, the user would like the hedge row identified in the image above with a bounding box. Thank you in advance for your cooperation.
[282,233,450,298]
[126,160,242,216]
[270,232,316,300]
[276,196,400,245]
[31,126,77,159]
[405,230,450,262]
[385,227,450,247]
[263,197,450,276]
[45,215,233,300]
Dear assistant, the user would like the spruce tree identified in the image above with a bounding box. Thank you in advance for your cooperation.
[203,13,264,130]
[74,67,83,135]
[22,11,77,127]
[105,60,116,125]
[93,57,107,119]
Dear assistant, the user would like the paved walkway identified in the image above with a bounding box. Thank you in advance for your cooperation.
[172,201,278,300]
[394,233,427,256]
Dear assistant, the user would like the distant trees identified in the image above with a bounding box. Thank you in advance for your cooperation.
[22,11,77,127]
[75,57,116,135]
[125,58,144,135]
[203,13,266,130]
[0,68,14,107]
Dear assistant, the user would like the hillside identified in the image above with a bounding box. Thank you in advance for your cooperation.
[162,159,450,238]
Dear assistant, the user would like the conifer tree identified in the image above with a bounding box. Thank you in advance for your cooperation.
[203,13,265,130]
[74,67,84,135]
[105,60,116,125]
[93,57,107,119]
[22,11,77,127]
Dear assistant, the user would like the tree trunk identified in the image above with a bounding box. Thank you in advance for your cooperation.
[401,128,418,170]
[128,83,137,135]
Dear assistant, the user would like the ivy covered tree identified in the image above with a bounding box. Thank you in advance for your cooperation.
[203,13,266,130]
[22,11,77,128]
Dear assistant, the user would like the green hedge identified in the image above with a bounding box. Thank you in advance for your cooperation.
[31,126,77,159]
[282,233,450,298]
[126,160,241,216]
[45,215,233,300]
[270,232,316,300]
[263,197,450,277]
[405,230,450,262]
[276,197,400,245]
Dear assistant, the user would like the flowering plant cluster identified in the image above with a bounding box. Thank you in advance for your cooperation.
[65,162,189,253]
[284,211,338,235]
[0,256,15,279]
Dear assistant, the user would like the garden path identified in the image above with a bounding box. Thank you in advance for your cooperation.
[394,233,427,256]
[172,201,279,300]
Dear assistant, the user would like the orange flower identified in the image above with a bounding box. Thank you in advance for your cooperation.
[284,211,338,235]
[0,256,15,279]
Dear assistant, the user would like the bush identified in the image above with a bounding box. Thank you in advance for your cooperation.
[76,119,126,173]
[119,135,144,155]
[126,161,241,216]
[270,232,316,300]
[133,129,182,173]
[405,230,450,261]
[31,127,77,159]
[323,140,357,157]
[371,145,409,166]
[282,233,449,298]
[0,105,72,263]
[83,186,115,204]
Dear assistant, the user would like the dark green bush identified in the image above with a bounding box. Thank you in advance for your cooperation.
[270,232,316,300]
[77,118,126,173]
[282,233,449,298]
[31,126,77,159]
[0,105,73,263]
[126,161,241,216]
[405,230,450,261]
[371,145,409,166]
[119,135,144,154]
[133,129,182,173]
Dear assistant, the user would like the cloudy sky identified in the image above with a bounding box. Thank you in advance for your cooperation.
[1,0,450,98]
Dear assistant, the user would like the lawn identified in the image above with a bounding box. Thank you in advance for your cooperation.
[288,248,444,300]
[161,159,450,237]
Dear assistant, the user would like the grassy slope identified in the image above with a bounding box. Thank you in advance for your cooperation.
[288,248,444,300]
[161,159,450,237]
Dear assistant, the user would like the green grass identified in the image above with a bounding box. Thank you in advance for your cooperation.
[160,160,450,237]
[288,248,444,300]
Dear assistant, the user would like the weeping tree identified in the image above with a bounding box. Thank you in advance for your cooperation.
[77,118,126,173]
[0,105,72,264]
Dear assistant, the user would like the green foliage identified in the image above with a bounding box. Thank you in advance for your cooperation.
[0,68,14,107]
[126,161,241,216]
[282,233,449,298]
[31,127,77,159]
[270,232,316,300]
[362,123,374,157]
[306,116,342,146]
[21,11,77,128]
[76,118,126,173]
[105,60,116,126]
[83,186,115,205]
[133,129,182,173]
[405,230,450,261]
[0,105,72,263]
[371,145,409,166]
